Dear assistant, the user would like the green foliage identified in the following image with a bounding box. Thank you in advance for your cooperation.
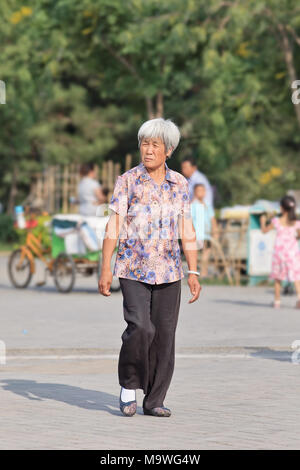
[0,0,300,209]
[0,214,19,243]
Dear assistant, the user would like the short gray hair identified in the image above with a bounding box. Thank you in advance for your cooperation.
[137,118,180,158]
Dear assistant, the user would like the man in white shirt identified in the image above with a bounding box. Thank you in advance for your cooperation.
[181,156,214,207]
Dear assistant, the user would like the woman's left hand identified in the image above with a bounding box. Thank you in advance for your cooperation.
[188,274,202,303]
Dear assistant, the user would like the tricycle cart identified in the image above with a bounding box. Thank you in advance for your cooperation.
[8,214,120,293]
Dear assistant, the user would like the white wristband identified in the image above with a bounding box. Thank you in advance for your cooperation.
[187,270,200,276]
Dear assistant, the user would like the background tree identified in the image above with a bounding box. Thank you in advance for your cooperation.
[0,0,299,212]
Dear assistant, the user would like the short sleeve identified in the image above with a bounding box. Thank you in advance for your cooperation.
[295,220,300,230]
[108,175,128,216]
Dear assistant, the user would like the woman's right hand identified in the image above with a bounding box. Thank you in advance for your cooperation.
[98,269,113,296]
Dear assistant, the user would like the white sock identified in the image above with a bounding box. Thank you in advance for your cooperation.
[121,387,136,402]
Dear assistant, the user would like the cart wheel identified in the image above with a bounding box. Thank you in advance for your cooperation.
[97,251,121,292]
[53,253,76,293]
[8,248,32,288]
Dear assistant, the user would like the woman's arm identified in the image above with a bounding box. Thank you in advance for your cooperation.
[179,216,202,304]
[260,214,274,233]
[98,211,125,296]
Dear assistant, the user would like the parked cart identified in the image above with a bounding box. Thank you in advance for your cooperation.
[8,214,120,293]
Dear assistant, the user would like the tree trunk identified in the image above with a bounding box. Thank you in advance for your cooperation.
[146,97,155,119]
[155,92,164,117]
[145,93,164,119]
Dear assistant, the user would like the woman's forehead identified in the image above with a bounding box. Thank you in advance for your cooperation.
[141,136,164,144]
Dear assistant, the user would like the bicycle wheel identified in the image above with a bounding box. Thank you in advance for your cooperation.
[97,251,120,292]
[8,248,32,288]
[53,253,76,293]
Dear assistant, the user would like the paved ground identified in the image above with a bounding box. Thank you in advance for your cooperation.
[1,254,300,449]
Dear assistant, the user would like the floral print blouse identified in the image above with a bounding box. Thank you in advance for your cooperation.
[108,161,191,284]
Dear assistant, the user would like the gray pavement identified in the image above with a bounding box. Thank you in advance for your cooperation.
[1,254,300,449]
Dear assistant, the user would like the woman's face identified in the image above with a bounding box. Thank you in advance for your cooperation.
[140,137,172,170]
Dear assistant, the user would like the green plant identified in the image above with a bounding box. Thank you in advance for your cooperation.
[33,215,52,249]
[0,214,18,243]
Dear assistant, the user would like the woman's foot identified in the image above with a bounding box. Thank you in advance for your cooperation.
[119,387,137,417]
[272,300,281,309]
[295,299,300,309]
[143,406,172,417]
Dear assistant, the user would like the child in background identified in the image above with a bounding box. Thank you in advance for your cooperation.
[192,184,218,279]
[260,195,300,309]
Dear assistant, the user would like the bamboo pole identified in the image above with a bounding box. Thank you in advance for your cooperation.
[62,165,69,213]
[75,163,80,189]
[55,165,60,213]
[102,161,108,188]
[43,166,49,213]
[114,162,121,180]
[49,166,55,214]
[125,154,132,172]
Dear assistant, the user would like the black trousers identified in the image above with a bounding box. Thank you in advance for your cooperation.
[118,277,181,410]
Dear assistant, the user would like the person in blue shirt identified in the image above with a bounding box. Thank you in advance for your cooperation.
[181,156,214,206]
[191,184,218,279]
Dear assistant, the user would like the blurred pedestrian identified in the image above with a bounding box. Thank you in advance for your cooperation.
[260,195,300,309]
[181,156,214,206]
[192,184,218,279]
[77,162,106,216]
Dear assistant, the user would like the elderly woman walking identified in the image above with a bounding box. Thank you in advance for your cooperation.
[98,118,202,417]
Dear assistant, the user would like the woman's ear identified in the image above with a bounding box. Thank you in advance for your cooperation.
[166,147,174,159]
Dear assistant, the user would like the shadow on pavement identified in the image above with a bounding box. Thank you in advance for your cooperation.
[213,299,270,308]
[245,347,295,363]
[0,379,126,416]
